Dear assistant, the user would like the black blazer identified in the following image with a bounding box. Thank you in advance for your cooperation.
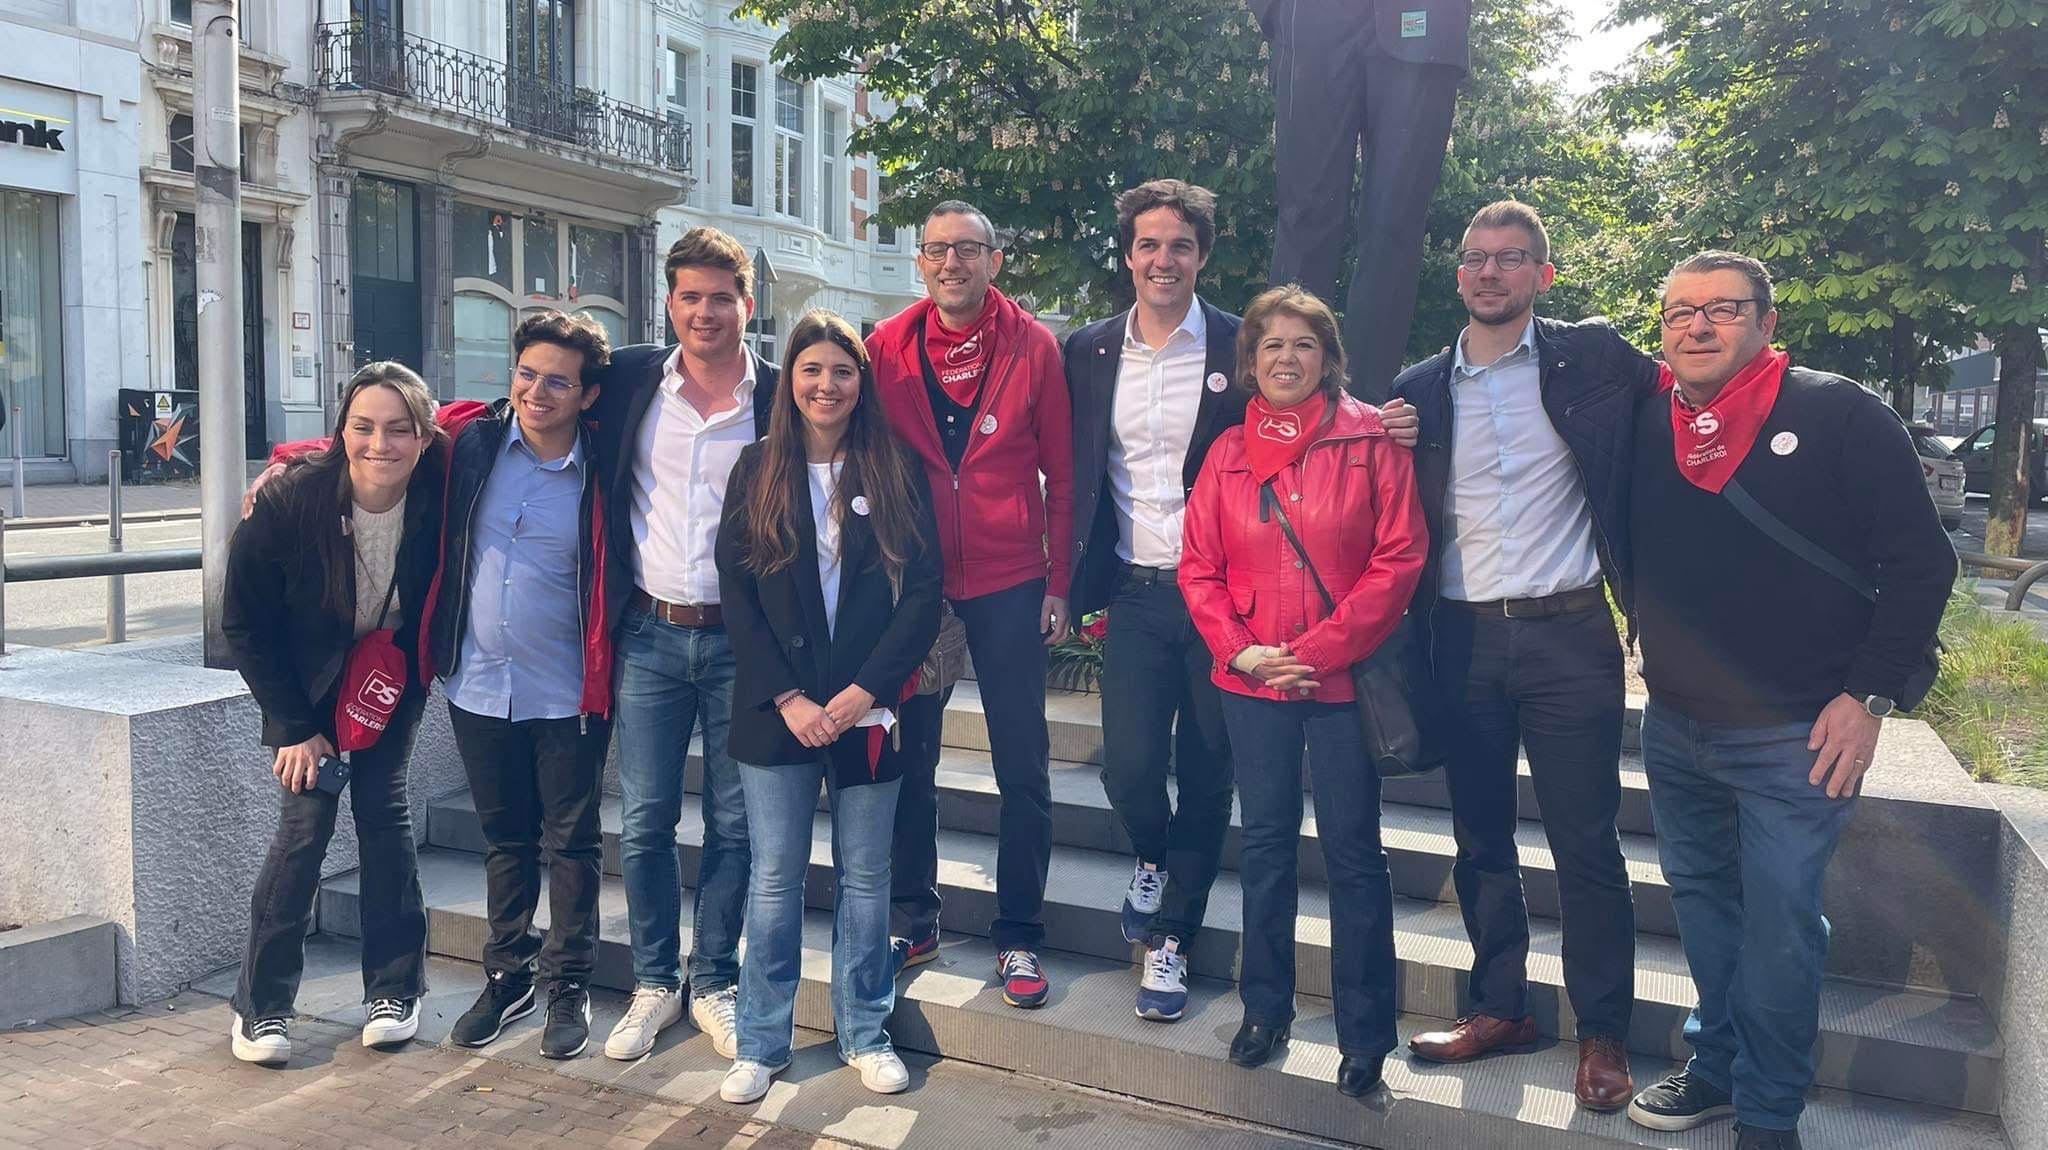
[1062,299,1247,617]
[714,442,945,788]
[222,456,445,748]
[587,342,780,636]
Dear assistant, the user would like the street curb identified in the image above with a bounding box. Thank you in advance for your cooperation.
[4,510,202,531]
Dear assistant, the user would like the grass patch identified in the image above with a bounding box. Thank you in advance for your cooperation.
[1918,584,2048,788]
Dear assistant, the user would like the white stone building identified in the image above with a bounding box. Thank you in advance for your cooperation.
[0,0,921,481]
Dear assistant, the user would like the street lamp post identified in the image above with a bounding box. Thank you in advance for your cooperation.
[192,0,246,667]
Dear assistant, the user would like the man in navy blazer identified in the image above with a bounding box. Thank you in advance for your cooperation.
[1064,180,1248,1024]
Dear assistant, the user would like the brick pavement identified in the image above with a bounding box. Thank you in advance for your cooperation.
[0,996,855,1150]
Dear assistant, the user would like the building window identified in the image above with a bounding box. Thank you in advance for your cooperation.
[453,295,513,401]
[875,173,897,247]
[569,225,625,302]
[730,62,757,209]
[667,47,691,120]
[452,202,513,291]
[820,107,842,240]
[352,177,416,284]
[773,77,805,220]
[167,113,254,182]
[0,190,64,458]
[523,216,558,296]
[747,248,775,362]
[451,206,630,401]
[508,0,575,89]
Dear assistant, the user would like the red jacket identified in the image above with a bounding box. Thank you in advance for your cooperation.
[867,288,1075,602]
[1179,394,1427,704]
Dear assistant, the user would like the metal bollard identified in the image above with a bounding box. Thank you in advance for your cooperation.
[8,407,22,519]
[1,508,9,654]
[107,450,126,644]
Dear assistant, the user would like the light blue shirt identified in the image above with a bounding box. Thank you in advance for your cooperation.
[444,417,588,721]
[1438,318,1605,602]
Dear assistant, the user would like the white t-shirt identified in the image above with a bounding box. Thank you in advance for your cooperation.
[808,460,844,637]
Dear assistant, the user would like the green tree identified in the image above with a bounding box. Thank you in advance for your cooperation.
[742,0,1276,319]
[1604,0,2047,553]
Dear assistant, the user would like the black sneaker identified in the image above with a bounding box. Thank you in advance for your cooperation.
[450,969,536,1048]
[540,981,592,1060]
[1626,1069,1736,1132]
[1736,1125,1802,1150]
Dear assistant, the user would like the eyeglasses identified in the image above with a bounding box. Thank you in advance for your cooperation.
[515,365,583,394]
[1659,298,1763,330]
[917,240,994,262]
[1458,247,1535,272]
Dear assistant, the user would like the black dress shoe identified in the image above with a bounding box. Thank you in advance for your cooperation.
[1336,1054,1385,1097]
[1228,1021,1290,1067]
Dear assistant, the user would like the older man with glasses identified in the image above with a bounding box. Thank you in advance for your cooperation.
[1388,201,1659,1112]
[866,200,1075,1010]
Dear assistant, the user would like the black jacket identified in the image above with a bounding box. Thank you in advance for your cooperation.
[587,343,780,637]
[1390,316,1660,629]
[714,442,945,788]
[1062,299,1248,617]
[423,398,615,718]
[223,456,445,747]
[1632,367,1956,722]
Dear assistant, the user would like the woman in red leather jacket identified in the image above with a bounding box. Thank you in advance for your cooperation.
[1179,285,1427,1097]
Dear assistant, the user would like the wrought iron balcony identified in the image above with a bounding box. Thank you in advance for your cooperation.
[312,21,690,177]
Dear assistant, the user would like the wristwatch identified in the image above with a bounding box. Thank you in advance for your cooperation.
[1861,694,1896,718]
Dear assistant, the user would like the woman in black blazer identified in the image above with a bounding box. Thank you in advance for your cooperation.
[221,361,447,1066]
[714,310,943,1103]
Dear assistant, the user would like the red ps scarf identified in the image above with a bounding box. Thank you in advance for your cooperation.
[1662,347,1788,493]
[1245,392,1329,483]
[923,295,998,408]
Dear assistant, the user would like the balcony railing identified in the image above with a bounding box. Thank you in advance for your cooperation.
[312,21,691,177]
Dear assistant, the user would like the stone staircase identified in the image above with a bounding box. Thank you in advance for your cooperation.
[316,684,2012,1148]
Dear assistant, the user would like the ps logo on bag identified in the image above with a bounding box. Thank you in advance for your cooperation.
[358,670,402,712]
[1207,373,1229,393]
[1771,431,1799,456]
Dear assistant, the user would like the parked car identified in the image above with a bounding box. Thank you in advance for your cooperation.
[1908,423,1966,531]
[1957,418,2048,505]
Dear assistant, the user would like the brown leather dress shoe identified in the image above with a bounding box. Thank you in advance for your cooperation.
[1575,1036,1635,1111]
[1407,1014,1540,1063]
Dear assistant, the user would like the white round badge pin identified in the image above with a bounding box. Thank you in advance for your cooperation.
[850,495,871,517]
[1206,372,1229,393]
[1771,432,1799,456]
[979,413,999,435]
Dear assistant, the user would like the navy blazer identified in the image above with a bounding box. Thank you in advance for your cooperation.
[1062,299,1247,618]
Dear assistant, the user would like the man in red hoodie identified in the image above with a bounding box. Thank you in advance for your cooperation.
[867,200,1075,1009]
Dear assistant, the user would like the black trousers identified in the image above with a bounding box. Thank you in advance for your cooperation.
[1097,571,1234,945]
[1267,12,1462,401]
[447,703,609,985]
[1429,602,1634,1040]
[233,695,427,1020]
[891,577,1053,951]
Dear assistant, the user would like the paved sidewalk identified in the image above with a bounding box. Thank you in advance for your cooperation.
[7,479,202,524]
[0,996,828,1150]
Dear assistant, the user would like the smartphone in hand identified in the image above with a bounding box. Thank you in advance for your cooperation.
[313,754,353,795]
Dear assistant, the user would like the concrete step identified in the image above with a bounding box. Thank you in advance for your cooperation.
[317,849,2008,1148]
[424,794,2001,1116]
[942,682,1658,834]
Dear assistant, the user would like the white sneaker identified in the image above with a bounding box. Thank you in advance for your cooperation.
[1121,861,1167,943]
[842,1047,911,1094]
[362,997,419,1047]
[719,1058,788,1103]
[690,985,740,1059]
[604,984,684,1060]
[230,1012,290,1065]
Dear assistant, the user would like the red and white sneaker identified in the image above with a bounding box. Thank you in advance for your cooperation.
[997,949,1050,1009]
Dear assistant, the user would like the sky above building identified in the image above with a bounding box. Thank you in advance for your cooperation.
[1544,0,1657,96]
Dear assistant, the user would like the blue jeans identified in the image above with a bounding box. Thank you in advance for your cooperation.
[614,607,745,995]
[1641,700,1857,1132]
[736,761,900,1065]
[1219,693,1398,1058]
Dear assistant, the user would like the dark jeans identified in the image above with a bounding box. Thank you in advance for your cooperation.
[1641,701,1856,1132]
[1220,692,1397,1058]
[232,696,427,1019]
[1428,603,1634,1040]
[1098,571,1233,945]
[891,577,1052,951]
[446,703,608,986]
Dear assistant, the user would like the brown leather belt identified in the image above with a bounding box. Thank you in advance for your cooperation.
[630,589,723,628]
[1443,585,1609,619]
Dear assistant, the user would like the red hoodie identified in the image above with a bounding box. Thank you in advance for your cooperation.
[866,287,1075,602]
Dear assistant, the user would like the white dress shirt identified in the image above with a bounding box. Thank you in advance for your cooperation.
[1438,318,1605,602]
[1108,300,1207,568]
[629,346,757,605]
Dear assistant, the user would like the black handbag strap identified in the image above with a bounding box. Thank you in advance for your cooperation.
[1721,479,1875,602]
[1262,481,1338,613]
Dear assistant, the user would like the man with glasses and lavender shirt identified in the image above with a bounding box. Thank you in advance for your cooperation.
[1389,201,1656,1113]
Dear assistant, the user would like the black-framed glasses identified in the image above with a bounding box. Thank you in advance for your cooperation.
[1660,297,1763,330]
[1458,247,1534,272]
[515,365,583,394]
[917,239,994,262]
